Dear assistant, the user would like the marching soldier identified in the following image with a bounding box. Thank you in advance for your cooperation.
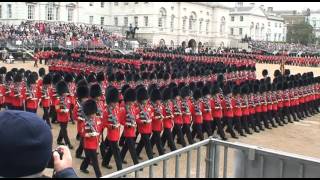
[25,74,39,113]
[55,80,73,149]
[201,85,214,137]
[233,85,248,136]
[119,88,140,166]
[11,73,25,111]
[171,86,187,147]
[149,88,166,155]
[180,86,195,144]
[135,86,154,161]
[80,99,102,178]
[75,85,90,159]
[160,87,177,151]
[102,86,122,171]
[190,88,204,141]
[41,74,52,127]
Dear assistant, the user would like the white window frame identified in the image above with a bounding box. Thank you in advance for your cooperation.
[144,16,148,27]
[170,15,174,32]
[101,2,104,8]
[134,16,138,27]
[56,7,60,21]
[46,3,53,21]
[231,16,234,21]
[27,5,35,20]
[7,4,12,19]
[114,17,118,26]
[124,17,128,27]
[89,16,94,24]
[67,8,74,22]
[240,16,243,21]
[231,28,234,35]
[206,20,209,34]
[101,17,104,25]
[239,28,243,35]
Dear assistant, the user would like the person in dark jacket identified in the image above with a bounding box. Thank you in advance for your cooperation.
[0,110,78,178]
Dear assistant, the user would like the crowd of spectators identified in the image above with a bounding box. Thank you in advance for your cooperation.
[249,40,320,54]
[0,21,128,50]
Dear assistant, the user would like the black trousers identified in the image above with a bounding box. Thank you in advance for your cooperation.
[102,141,122,171]
[202,121,213,137]
[76,137,84,157]
[247,115,259,132]
[43,107,51,127]
[161,128,177,151]
[182,124,194,145]
[80,149,102,178]
[50,106,57,123]
[191,123,204,141]
[223,117,237,137]
[136,134,153,160]
[120,137,139,165]
[241,116,252,134]
[150,131,165,155]
[271,110,283,125]
[211,118,227,139]
[289,106,298,121]
[26,108,37,113]
[233,117,244,135]
[69,104,75,123]
[100,139,109,159]
[57,123,71,146]
[172,124,187,147]
[266,111,278,127]
[260,112,272,128]
[119,133,125,147]
[283,107,293,123]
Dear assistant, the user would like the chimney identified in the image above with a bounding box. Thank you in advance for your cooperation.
[250,3,255,7]
[267,7,273,12]
[260,5,265,11]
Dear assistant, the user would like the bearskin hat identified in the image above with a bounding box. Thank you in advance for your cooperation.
[121,84,130,95]
[75,74,84,84]
[27,74,36,85]
[96,72,105,82]
[162,87,172,101]
[43,74,52,85]
[87,73,97,84]
[193,88,202,100]
[262,69,268,77]
[148,84,158,96]
[196,81,204,89]
[64,73,74,83]
[106,86,119,104]
[90,84,102,98]
[141,72,149,80]
[56,81,69,95]
[52,73,63,85]
[38,68,46,77]
[116,72,124,82]
[202,85,211,96]
[172,87,180,98]
[259,84,265,93]
[76,85,89,100]
[107,73,115,82]
[136,86,148,102]
[284,69,290,76]
[168,82,177,90]
[124,88,136,103]
[180,86,190,98]
[233,85,240,95]
[31,72,39,81]
[150,88,162,102]
[0,67,7,74]
[133,74,141,82]
[163,72,170,81]
[83,99,98,116]
[274,70,281,78]
[13,73,23,83]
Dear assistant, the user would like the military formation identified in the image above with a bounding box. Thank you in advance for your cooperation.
[0,48,319,178]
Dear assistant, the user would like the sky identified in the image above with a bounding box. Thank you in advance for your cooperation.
[218,2,320,11]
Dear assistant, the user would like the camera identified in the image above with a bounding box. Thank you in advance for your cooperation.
[47,148,64,169]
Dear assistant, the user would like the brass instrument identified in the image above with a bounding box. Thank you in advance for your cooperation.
[41,85,49,99]
[181,99,191,115]
[13,82,21,97]
[152,102,164,120]
[164,101,174,119]
[84,112,99,137]
[214,95,222,110]
[138,103,151,123]
[173,100,182,116]
[125,105,136,127]
[107,106,120,128]
[58,95,69,113]
[202,97,212,112]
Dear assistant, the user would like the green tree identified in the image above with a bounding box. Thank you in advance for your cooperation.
[286,22,315,45]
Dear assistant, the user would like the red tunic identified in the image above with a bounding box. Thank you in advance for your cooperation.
[119,104,137,138]
[190,100,203,124]
[54,96,72,123]
[134,103,152,134]
[162,101,174,129]
[150,101,164,132]
[181,99,192,124]
[105,105,121,142]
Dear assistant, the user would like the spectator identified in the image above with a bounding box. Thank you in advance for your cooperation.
[0,110,78,178]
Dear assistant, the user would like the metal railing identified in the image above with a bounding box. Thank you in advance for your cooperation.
[102,138,320,178]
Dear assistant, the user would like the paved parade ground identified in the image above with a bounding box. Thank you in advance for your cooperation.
[1,60,320,178]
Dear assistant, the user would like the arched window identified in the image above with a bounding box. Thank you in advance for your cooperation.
[220,16,226,35]
[170,40,174,48]
[158,8,167,30]
[170,15,175,32]
[182,16,187,32]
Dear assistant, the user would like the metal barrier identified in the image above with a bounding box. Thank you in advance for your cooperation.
[102,138,320,178]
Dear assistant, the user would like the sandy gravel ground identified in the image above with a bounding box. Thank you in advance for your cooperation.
[1,60,319,178]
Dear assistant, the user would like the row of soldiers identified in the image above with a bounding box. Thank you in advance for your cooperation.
[0,64,319,178]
